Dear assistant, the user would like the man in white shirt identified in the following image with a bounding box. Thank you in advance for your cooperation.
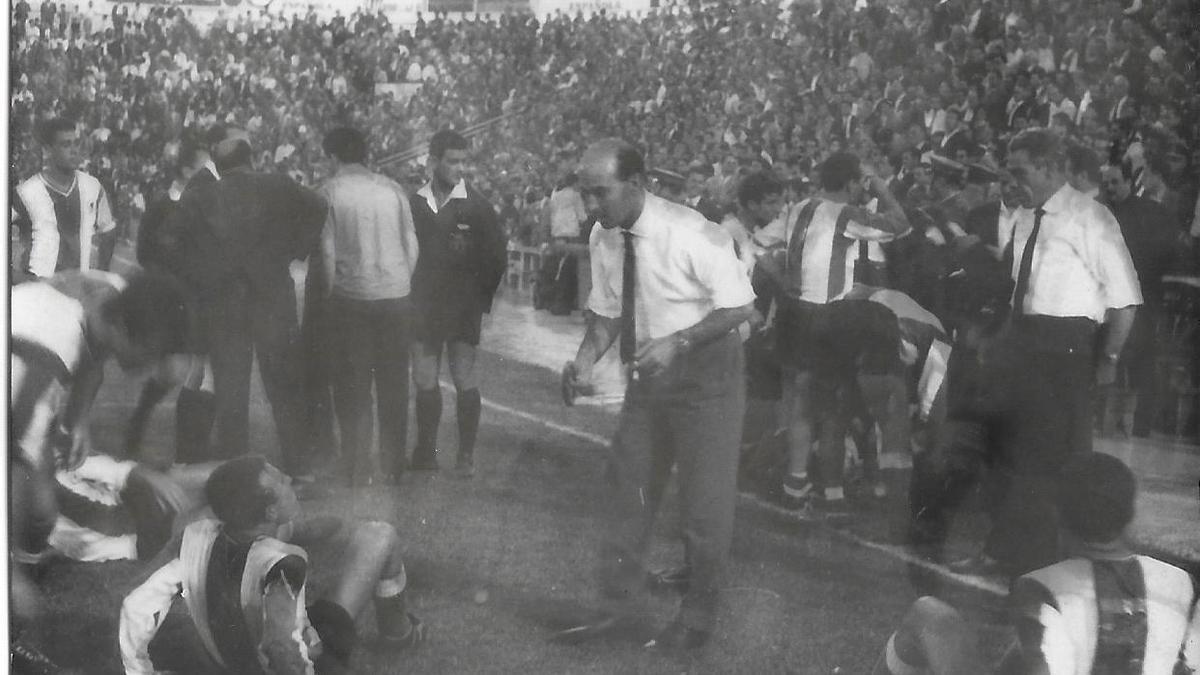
[968,128,1141,577]
[318,127,420,486]
[558,139,754,651]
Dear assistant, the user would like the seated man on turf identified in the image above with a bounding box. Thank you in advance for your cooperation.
[874,452,1200,675]
[119,456,426,674]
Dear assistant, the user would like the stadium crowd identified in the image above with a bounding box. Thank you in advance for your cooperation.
[9,0,1200,671]
[11,0,1200,248]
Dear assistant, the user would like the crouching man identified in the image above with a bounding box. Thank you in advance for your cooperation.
[120,456,426,674]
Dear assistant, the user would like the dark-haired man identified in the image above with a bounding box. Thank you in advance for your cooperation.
[721,171,785,275]
[756,152,910,515]
[166,127,327,481]
[958,128,1141,577]
[125,143,220,468]
[409,129,507,477]
[558,138,754,651]
[120,456,425,674]
[876,453,1199,674]
[318,126,420,485]
[1099,162,1177,437]
[15,117,117,279]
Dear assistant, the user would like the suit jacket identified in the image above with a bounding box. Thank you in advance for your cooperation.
[964,201,1002,248]
[166,167,326,300]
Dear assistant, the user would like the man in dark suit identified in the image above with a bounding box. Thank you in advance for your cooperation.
[166,127,327,481]
[125,143,220,466]
[1100,162,1178,436]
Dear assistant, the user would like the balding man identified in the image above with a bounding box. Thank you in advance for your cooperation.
[559,139,755,651]
[166,127,327,483]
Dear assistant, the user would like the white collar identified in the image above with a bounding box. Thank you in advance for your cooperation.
[417,179,468,212]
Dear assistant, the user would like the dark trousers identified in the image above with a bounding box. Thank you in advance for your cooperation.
[1120,308,1160,435]
[202,278,308,475]
[329,296,412,479]
[599,331,745,632]
[984,323,1095,576]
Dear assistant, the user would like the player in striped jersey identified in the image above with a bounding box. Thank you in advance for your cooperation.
[875,453,1199,675]
[120,456,426,674]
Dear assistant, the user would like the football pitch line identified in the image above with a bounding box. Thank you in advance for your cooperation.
[457,382,1008,598]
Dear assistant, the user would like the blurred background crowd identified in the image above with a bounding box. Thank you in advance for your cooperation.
[10,0,1200,253]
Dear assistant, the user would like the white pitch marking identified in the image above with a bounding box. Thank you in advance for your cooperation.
[460,381,1006,597]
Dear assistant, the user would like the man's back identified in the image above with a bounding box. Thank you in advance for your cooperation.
[321,168,418,301]
[171,169,325,296]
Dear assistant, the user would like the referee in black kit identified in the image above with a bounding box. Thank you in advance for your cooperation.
[558,139,755,651]
[409,130,508,477]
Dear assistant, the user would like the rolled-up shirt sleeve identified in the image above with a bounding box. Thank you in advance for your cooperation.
[1088,204,1143,310]
[692,227,756,310]
[120,558,184,674]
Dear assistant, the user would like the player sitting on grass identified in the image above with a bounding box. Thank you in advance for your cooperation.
[120,456,426,674]
[873,452,1199,674]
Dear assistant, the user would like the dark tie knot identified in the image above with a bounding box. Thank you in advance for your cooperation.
[1034,207,1046,220]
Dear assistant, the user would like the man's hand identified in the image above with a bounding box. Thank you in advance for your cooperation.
[633,335,685,378]
[561,361,596,406]
[55,424,92,471]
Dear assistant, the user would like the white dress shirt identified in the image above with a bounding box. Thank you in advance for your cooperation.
[1008,183,1142,321]
[588,192,754,342]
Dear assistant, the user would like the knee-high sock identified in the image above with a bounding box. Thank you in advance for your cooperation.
[456,388,481,460]
[126,379,169,460]
[176,388,216,464]
[414,389,442,456]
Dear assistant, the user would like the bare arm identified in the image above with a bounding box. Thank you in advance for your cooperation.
[1098,305,1137,360]
[844,176,912,236]
[570,313,621,389]
[634,303,755,378]
[259,573,315,675]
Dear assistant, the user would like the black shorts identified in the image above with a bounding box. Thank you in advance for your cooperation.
[413,287,485,347]
[777,298,903,376]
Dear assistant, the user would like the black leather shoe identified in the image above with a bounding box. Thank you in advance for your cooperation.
[644,621,710,651]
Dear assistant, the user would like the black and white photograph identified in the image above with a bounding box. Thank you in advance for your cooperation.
[6,0,1200,671]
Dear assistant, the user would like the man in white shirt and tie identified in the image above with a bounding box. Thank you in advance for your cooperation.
[559,138,754,652]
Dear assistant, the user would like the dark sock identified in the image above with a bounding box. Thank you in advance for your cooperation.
[127,378,170,461]
[414,389,442,459]
[456,388,481,462]
[176,388,216,464]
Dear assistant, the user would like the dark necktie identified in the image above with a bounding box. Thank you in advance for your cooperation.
[620,229,636,364]
[1011,207,1045,316]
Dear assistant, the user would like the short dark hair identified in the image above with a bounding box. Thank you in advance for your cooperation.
[323,126,368,164]
[37,117,76,145]
[213,139,252,172]
[1008,127,1065,171]
[176,143,208,175]
[428,129,468,160]
[103,271,193,356]
[206,456,274,530]
[613,142,645,181]
[1065,143,1101,184]
[737,172,784,207]
[1057,453,1137,543]
[819,152,862,192]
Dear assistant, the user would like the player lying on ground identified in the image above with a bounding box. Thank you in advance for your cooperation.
[120,456,426,674]
[874,452,1200,675]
